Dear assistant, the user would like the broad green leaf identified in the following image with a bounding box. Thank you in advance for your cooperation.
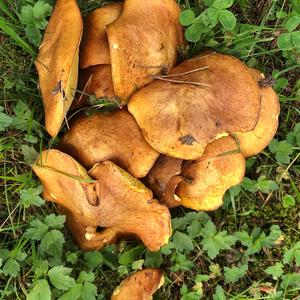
[44,214,66,229]
[218,10,237,30]
[77,271,95,284]
[2,258,20,277]
[206,7,219,27]
[224,264,248,283]
[83,251,103,269]
[291,31,300,49]
[0,249,10,261]
[132,259,144,270]
[187,220,202,238]
[281,273,300,288]
[256,178,279,194]
[265,262,283,279]
[25,219,49,241]
[173,231,194,252]
[277,32,293,50]
[213,285,227,300]
[81,282,97,300]
[262,225,282,248]
[58,284,82,300]
[284,16,300,32]
[27,279,51,300]
[118,245,144,265]
[185,23,202,42]
[171,253,194,272]
[20,186,44,208]
[21,145,39,164]
[48,266,75,291]
[282,195,296,208]
[0,106,13,132]
[212,0,234,9]
[144,251,163,268]
[269,139,293,164]
[180,10,195,26]
[40,229,64,256]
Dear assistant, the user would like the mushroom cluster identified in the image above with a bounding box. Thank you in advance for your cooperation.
[33,0,280,298]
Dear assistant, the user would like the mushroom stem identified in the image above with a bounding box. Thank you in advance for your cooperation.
[163,175,183,208]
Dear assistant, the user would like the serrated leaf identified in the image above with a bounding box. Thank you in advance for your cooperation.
[20,186,44,208]
[235,231,252,247]
[32,1,52,21]
[40,229,64,256]
[187,220,202,238]
[48,266,75,291]
[81,282,97,300]
[256,179,279,194]
[0,106,13,132]
[83,252,103,269]
[25,219,49,240]
[173,231,194,252]
[58,284,82,300]
[224,264,248,283]
[265,262,283,279]
[21,145,39,164]
[262,225,282,248]
[213,285,227,300]
[2,258,20,277]
[44,214,66,229]
[77,271,95,284]
[0,249,10,261]
[27,279,51,300]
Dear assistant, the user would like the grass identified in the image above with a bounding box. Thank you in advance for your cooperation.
[0,0,300,299]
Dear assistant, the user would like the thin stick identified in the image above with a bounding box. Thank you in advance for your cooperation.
[154,77,211,87]
[154,66,209,78]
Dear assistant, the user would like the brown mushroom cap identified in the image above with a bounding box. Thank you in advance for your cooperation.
[35,0,83,137]
[107,0,183,102]
[60,109,159,178]
[176,136,245,211]
[71,64,115,110]
[111,268,164,300]
[80,3,123,68]
[235,68,280,157]
[128,52,261,160]
[32,150,171,251]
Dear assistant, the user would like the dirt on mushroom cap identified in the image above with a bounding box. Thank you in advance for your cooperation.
[235,68,280,157]
[35,0,83,137]
[128,52,261,160]
[80,2,123,68]
[107,0,184,103]
[60,109,159,178]
[111,268,164,300]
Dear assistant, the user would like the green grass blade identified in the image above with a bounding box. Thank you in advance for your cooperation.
[0,19,35,56]
[0,1,17,22]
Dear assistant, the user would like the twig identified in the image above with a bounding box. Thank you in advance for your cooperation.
[154,77,211,87]
[153,66,209,78]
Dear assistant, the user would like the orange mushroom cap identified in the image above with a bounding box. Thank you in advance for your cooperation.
[235,68,280,157]
[107,0,183,102]
[60,109,159,178]
[176,136,246,211]
[35,0,83,137]
[128,53,261,160]
[111,268,164,300]
[80,3,123,68]
[32,150,171,251]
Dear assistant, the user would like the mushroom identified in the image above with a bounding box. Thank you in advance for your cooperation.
[60,109,159,178]
[111,268,164,300]
[71,64,115,110]
[80,3,123,68]
[235,68,280,157]
[145,136,245,211]
[32,150,171,251]
[35,0,83,137]
[128,52,261,160]
[107,0,183,102]
[144,155,183,208]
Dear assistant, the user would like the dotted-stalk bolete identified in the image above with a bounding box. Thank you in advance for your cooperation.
[111,268,164,300]
[71,65,115,110]
[235,68,280,157]
[80,3,123,68]
[60,109,159,178]
[128,53,261,160]
[35,0,83,137]
[145,136,245,211]
[107,0,183,102]
[32,150,171,251]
